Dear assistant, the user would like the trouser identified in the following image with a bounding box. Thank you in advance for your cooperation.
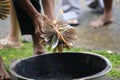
[13,0,41,35]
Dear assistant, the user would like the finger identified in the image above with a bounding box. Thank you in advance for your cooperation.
[38,25,42,34]
[44,15,50,21]
[35,25,40,34]
[0,75,4,80]
[36,24,42,34]
[34,22,41,33]
[40,21,44,27]
[58,45,63,53]
[5,75,10,80]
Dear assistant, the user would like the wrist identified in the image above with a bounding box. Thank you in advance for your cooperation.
[33,13,41,19]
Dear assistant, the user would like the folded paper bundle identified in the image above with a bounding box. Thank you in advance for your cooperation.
[38,20,77,52]
[0,0,10,20]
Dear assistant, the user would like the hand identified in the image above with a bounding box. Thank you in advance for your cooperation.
[33,14,50,35]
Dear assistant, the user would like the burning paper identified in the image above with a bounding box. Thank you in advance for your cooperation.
[0,0,10,20]
[40,20,77,52]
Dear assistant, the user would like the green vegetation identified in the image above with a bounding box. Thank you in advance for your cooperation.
[0,42,120,79]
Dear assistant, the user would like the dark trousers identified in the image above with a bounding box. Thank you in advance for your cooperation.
[13,0,41,35]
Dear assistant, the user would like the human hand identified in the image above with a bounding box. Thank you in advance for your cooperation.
[33,14,50,35]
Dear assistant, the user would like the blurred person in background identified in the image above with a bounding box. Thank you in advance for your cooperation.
[61,0,104,26]
[86,0,104,13]
[90,0,113,28]
[0,0,21,49]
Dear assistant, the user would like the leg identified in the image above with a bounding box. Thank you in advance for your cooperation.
[62,0,80,26]
[6,0,21,45]
[13,0,46,55]
[0,0,21,49]
[0,57,10,80]
[90,0,114,28]
[32,34,46,55]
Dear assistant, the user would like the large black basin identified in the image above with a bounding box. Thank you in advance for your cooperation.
[10,52,112,80]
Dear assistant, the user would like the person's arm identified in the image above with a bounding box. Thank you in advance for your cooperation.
[42,0,54,20]
[15,0,54,33]
[16,0,40,19]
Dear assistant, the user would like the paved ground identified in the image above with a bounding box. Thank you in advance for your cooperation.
[0,0,120,54]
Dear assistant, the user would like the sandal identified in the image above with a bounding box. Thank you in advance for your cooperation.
[0,39,21,49]
[67,18,80,26]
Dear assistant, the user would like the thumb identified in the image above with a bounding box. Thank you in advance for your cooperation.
[44,15,50,21]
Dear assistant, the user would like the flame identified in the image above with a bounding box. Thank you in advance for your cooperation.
[59,9,64,15]
[52,9,64,25]
[53,19,57,24]
[55,9,64,20]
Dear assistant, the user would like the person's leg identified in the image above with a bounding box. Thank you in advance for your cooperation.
[0,57,10,79]
[0,0,21,48]
[62,0,80,26]
[6,0,21,45]
[13,0,46,55]
[90,0,114,28]
[32,34,46,55]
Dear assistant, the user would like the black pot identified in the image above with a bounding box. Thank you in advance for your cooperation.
[10,52,112,80]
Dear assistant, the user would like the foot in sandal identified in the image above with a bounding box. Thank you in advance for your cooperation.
[0,38,21,49]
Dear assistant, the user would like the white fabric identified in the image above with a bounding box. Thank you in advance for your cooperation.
[86,0,95,6]
[99,0,104,8]
[62,0,80,21]
[61,0,104,21]
[62,11,78,21]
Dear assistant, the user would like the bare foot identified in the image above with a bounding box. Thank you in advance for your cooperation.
[34,44,46,55]
[0,58,10,80]
[0,38,21,49]
[90,16,114,28]
[5,36,21,47]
